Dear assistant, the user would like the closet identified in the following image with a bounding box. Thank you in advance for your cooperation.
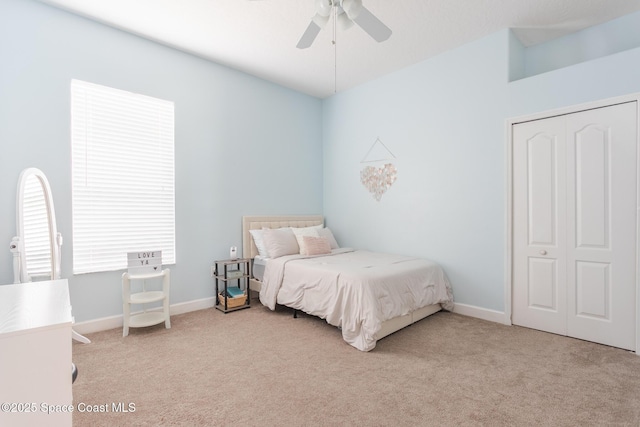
[512,101,637,350]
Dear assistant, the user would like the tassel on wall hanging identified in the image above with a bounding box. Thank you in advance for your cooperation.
[360,137,397,201]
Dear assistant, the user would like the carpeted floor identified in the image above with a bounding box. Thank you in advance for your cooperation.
[71,298,640,426]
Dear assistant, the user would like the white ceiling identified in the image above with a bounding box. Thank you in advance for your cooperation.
[38,0,640,99]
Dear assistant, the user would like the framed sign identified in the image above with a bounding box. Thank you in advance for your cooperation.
[127,250,162,275]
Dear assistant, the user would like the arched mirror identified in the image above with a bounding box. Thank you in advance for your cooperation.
[11,168,61,283]
[10,167,90,344]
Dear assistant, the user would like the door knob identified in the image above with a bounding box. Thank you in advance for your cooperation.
[539,250,547,255]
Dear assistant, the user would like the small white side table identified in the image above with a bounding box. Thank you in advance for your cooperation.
[122,268,171,337]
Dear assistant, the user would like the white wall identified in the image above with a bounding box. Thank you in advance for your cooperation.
[0,0,323,322]
[323,18,640,315]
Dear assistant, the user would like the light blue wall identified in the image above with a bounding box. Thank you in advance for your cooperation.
[509,43,640,117]
[323,31,510,311]
[0,0,323,322]
[523,10,640,78]
[4,0,640,322]
[324,23,640,313]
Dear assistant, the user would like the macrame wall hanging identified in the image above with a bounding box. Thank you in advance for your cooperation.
[360,137,397,201]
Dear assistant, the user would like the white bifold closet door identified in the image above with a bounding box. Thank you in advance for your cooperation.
[513,102,637,350]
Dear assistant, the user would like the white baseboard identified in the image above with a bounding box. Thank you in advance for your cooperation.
[73,296,216,336]
[73,298,511,336]
[169,296,216,316]
[452,302,511,325]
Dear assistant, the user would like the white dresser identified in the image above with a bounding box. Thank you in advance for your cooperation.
[0,279,73,427]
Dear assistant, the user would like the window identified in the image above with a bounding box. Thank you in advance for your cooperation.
[71,79,175,274]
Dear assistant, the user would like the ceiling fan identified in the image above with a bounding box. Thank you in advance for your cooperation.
[296,0,392,49]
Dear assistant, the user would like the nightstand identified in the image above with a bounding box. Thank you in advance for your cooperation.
[122,268,171,336]
[213,258,250,313]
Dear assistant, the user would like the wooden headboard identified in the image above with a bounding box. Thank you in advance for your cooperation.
[242,215,324,259]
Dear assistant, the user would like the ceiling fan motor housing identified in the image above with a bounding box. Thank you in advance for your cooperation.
[342,0,363,20]
[298,0,390,49]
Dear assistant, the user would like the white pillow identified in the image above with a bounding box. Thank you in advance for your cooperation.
[317,227,339,249]
[262,227,300,258]
[301,236,331,256]
[249,229,269,257]
[291,225,322,253]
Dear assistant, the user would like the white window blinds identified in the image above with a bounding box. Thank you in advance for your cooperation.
[71,79,175,274]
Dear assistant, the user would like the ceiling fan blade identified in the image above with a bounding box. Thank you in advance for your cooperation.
[296,20,322,49]
[352,6,392,42]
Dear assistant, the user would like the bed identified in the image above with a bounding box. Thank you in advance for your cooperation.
[242,215,454,351]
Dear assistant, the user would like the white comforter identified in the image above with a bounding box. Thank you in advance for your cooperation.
[259,248,454,351]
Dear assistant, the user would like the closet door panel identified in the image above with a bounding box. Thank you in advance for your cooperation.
[566,102,637,350]
[528,135,558,246]
[528,258,557,310]
[575,261,610,319]
[513,116,567,335]
[575,126,609,248]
